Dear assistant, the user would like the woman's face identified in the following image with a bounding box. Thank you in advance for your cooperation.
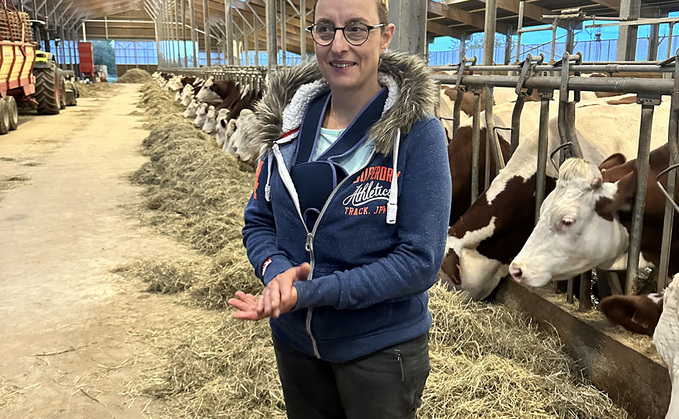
[313,0,394,95]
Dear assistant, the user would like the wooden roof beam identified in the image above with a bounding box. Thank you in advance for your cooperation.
[428,0,511,34]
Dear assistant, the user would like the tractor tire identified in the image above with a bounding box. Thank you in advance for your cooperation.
[0,99,10,135]
[5,96,18,130]
[58,74,66,110]
[34,63,61,115]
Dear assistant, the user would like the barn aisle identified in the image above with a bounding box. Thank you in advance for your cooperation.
[0,84,197,417]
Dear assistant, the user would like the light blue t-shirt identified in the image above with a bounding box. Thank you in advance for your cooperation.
[312,127,374,175]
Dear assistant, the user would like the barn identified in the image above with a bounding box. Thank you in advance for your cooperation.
[0,0,678,417]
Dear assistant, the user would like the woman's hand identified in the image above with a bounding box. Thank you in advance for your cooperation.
[229,263,311,320]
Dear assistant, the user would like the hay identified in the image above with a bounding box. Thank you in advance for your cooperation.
[76,82,117,98]
[0,175,29,195]
[119,68,153,83]
[121,80,629,418]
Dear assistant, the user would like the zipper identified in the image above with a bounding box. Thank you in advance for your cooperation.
[303,150,376,358]
[396,349,405,382]
[274,142,377,359]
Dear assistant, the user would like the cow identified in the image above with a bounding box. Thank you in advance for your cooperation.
[180,85,194,107]
[596,273,679,418]
[195,77,238,103]
[183,99,199,119]
[202,106,218,134]
[441,101,671,301]
[193,102,210,128]
[509,143,678,290]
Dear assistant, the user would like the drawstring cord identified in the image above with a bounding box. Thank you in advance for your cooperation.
[386,129,400,225]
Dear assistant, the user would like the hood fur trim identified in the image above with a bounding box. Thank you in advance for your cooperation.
[243,50,437,156]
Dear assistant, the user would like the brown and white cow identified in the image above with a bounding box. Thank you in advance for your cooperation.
[441,101,671,301]
[195,77,238,103]
[509,143,678,288]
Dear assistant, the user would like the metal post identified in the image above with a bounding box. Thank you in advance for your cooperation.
[190,0,197,66]
[535,90,553,223]
[254,11,259,66]
[551,23,557,63]
[225,0,234,65]
[387,0,426,54]
[266,0,277,68]
[565,23,575,54]
[243,19,249,66]
[280,0,286,66]
[667,24,674,61]
[203,0,211,66]
[459,33,467,62]
[471,89,482,202]
[617,0,641,61]
[648,22,660,61]
[516,1,524,62]
[625,96,660,295]
[59,18,66,70]
[82,21,86,42]
[504,30,512,65]
[174,0,180,67]
[658,57,679,291]
[182,0,187,67]
[483,0,497,67]
[510,94,526,155]
[300,0,306,62]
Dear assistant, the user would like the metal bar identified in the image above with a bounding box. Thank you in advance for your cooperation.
[516,1,524,62]
[551,23,557,63]
[431,64,678,74]
[510,93,526,155]
[518,24,555,34]
[625,97,659,295]
[535,90,552,223]
[280,0,286,66]
[471,89,481,202]
[181,0,187,67]
[484,86,505,173]
[254,9,259,66]
[203,0,211,66]
[587,17,679,29]
[300,0,306,61]
[433,74,676,96]
[225,0,234,65]
[174,0,180,67]
[668,24,674,61]
[649,22,660,61]
[658,60,679,292]
[483,0,496,66]
[452,88,464,137]
[579,273,592,311]
[266,0,277,68]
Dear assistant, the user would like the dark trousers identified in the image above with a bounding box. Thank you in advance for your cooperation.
[272,333,430,419]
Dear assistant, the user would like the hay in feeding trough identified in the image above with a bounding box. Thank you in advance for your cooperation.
[118,68,153,83]
[121,81,629,418]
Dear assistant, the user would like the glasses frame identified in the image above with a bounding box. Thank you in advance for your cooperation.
[306,22,387,46]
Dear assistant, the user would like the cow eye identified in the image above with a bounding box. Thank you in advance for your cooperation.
[557,217,576,231]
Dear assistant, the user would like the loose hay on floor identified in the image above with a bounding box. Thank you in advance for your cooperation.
[121,81,629,418]
[76,82,118,97]
[119,68,154,83]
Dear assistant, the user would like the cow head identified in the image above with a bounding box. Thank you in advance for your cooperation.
[509,157,632,288]
[599,293,663,335]
[183,99,199,119]
[195,77,220,103]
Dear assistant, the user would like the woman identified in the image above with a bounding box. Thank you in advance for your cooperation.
[229,0,451,417]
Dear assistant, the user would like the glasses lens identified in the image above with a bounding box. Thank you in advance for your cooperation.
[344,22,369,44]
[313,23,335,43]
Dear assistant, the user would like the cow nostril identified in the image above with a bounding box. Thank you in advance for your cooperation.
[509,266,523,281]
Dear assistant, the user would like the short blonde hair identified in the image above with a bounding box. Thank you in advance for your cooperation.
[312,0,389,25]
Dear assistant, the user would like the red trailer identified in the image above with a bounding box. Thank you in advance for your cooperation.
[78,41,94,81]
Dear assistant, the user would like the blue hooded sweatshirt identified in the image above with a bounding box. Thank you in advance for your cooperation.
[241,51,451,363]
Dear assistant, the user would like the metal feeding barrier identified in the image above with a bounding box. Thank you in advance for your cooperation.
[169,65,268,97]
[434,51,679,310]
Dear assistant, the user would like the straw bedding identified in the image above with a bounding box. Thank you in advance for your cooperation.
[76,82,117,97]
[119,81,629,418]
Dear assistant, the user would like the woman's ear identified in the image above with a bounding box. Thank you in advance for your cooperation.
[380,23,395,53]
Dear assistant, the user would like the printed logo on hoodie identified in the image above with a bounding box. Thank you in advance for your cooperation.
[343,166,400,216]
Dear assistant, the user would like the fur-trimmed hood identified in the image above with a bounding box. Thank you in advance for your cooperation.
[242,50,438,156]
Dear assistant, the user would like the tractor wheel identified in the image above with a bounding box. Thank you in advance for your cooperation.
[58,73,66,110]
[5,96,18,130]
[0,99,10,135]
[34,62,61,115]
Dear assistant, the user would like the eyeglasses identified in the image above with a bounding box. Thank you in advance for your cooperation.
[306,22,386,46]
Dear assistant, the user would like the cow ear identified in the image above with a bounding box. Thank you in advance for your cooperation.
[595,167,636,219]
[599,153,626,172]
[220,119,227,128]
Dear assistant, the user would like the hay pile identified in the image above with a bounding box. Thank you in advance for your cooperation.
[118,68,153,83]
[76,82,117,97]
[122,81,629,418]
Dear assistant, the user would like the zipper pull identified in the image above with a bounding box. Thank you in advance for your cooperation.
[305,232,314,252]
